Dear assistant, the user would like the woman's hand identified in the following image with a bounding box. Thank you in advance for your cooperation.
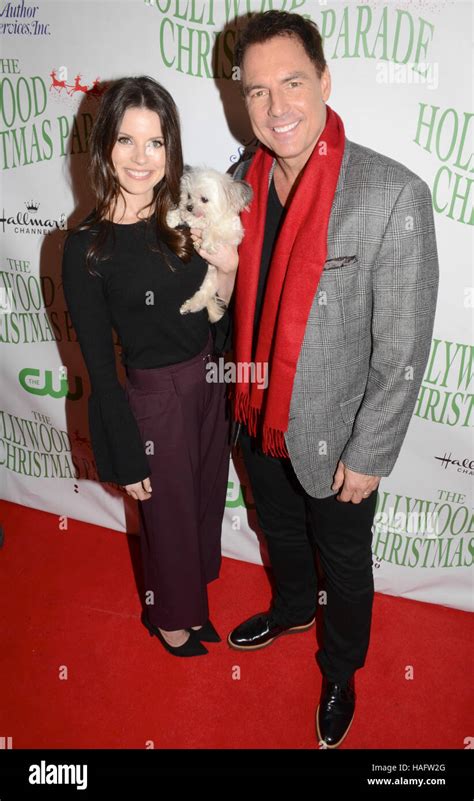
[124,476,152,501]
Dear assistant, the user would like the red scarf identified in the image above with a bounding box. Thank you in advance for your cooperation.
[233,104,345,457]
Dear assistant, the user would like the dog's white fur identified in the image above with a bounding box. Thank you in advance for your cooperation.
[167,167,253,322]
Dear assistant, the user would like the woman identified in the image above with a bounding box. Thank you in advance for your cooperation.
[62,76,238,657]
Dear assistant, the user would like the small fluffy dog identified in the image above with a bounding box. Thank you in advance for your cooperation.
[167,166,253,322]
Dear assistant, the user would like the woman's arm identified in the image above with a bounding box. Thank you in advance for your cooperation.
[61,232,152,498]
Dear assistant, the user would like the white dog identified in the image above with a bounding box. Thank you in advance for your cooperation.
[167,166,253,322]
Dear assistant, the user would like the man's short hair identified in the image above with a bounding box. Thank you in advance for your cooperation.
[234,10,327,79]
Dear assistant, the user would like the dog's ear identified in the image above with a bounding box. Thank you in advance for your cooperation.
[227,179,253,213]
[180,165,193,188]
[179,167,194,195]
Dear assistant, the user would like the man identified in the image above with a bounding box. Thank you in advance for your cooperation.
[226,11,439,748]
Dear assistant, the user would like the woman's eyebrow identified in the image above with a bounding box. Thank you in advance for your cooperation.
[117,131,164,139]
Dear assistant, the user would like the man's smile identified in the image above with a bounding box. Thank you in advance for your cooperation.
[271,120,301,134]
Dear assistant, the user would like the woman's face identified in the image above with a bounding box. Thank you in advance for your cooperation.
[111,107,166,204]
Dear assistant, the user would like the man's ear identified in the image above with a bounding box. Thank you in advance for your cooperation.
[321,66,331,102]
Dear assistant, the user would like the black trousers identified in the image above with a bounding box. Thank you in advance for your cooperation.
[239,426,378,683]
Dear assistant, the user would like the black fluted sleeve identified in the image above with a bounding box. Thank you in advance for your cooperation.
[61,232,151,486]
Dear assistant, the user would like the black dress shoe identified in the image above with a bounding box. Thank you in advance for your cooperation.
[316,675,355,748]
[227,610,315,651]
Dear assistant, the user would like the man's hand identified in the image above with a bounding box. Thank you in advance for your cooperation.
[331,460,380,503]
[124,476,152,501]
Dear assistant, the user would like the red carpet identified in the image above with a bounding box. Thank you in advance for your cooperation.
[0,499,471,749]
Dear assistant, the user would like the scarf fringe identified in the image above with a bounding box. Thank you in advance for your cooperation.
[234,391,289,457]
[247,405,259,436]
[234,390,250,424]
[262,424,289,458]
[234,391,260,435]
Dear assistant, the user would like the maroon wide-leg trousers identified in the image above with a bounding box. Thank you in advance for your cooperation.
[124,332,230,630]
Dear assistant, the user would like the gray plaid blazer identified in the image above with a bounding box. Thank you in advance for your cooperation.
[233,138,439,498]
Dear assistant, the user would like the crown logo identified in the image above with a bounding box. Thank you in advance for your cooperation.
[25,200,39,211]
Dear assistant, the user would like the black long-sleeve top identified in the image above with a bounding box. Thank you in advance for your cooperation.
[61,213,232,486]
[252,177,286,355]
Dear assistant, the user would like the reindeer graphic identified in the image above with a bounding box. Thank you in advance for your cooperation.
[86,78,108,99]
[49,69,108,101]
[49,69,67,93]
[66,74,89,96]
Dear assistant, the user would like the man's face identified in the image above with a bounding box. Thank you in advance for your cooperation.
[241,35,331,171]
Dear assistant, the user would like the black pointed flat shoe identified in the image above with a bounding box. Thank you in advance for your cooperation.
[141,611,208,657]
[189,618,221,642]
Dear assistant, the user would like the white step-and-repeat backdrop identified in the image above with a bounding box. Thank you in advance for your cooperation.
[1,0,472,611]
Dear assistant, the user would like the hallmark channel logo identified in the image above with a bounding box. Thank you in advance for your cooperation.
[434,452,473,475]
[0,201,66,234]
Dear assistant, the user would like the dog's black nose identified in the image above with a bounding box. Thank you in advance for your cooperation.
[186,204,193,212]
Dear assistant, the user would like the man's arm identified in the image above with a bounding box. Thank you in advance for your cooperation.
[339,176,439,477]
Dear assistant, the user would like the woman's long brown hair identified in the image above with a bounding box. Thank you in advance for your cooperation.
[65,75,193,273]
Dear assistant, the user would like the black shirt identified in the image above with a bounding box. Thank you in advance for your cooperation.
[61,213,231,486]
[252,177,286,356]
